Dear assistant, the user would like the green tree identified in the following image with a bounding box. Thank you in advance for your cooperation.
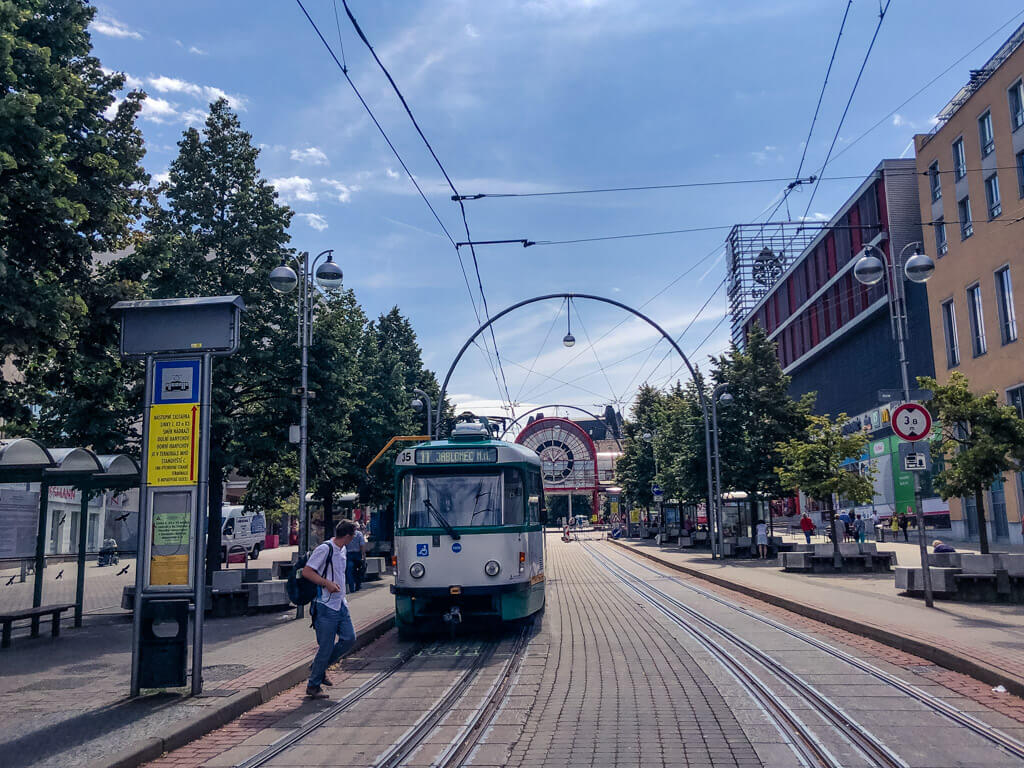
[137,99,293,574]
[714,324,812,534]
[920,372,1024,554]
[775,413,875,563]
[656,377,708,506]
[0,0,147,424]
[615,384,663,510]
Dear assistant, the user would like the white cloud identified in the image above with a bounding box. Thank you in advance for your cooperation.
[386,168,400,179]
[189,46,207,56]
[152,171,171,185]
[181,108,207,126]
[465,23,480,37]
[92,15,142,40]
[146,76,246,111]
[139,96,179,124]
[102,97,121,121]
[271,176,317,203]
[101,67,143,90]
[892,114,907,127]
[296,213,328,231]
[290,147,329,166]
[321,178,361,203]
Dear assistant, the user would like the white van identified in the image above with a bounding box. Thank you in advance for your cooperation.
[221,505,267,561]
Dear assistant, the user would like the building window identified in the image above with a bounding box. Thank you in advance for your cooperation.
[1009,385,1024,419]
[996,266,1018,344]
[934,218,948,256]
[979,111,995,157]
[952,137,967,180]
[1017,150,1024,199]
[928,161,942,201]
[942,299,960,368]
[1010,79,1024,132]
[985,174,1002,219]
[958,196,973,239]
[967,283,987,357]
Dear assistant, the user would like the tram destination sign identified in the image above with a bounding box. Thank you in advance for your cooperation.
[415,447,498,465]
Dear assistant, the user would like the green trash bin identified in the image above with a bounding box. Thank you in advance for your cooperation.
[139,598,189,688]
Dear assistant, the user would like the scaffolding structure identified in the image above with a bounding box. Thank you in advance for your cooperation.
[726,221,828,346]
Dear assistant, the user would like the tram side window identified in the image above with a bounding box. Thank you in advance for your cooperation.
[527,470,542,523]
[503,469,525,525]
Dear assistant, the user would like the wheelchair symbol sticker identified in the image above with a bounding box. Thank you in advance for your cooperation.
[416,543,429,557]
[451,542,462,553]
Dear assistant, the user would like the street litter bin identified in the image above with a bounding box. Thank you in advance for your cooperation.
[139,598,189,688]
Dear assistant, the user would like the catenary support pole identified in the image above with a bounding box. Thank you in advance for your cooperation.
[192,353,213,695]
[75,487,89,627]
[130,355,154,697]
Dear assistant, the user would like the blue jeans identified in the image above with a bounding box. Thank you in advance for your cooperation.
[803,531,812,544]
[346,555,364,592]
[309,603,356,688]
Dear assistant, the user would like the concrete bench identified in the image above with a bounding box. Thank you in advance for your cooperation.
[927,552,962,568]
[242,568,272,583]
[0,604,74,648]
[678,535,694,548]
[896,566,961,594]
[364,556,386,579]
[782,551,811,572]
[245,580,290,609]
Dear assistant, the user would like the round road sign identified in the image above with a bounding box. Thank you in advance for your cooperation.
[891,402,932,442]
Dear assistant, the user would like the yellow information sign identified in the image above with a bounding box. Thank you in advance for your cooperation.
[629,508,641,523]
[148,403,200,486]
[150,554,190,586]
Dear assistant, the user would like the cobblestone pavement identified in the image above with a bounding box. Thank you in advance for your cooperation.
[0,574,394,768]
[139,534,1024,768]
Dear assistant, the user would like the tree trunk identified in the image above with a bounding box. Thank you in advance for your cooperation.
[207,461,224,583]
[975,486,990,555]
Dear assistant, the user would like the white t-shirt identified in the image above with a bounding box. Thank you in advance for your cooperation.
[346,530,366,554]
[305,540,348,611]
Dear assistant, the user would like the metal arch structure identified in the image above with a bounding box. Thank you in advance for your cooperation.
[499,404,622,450]
[437,292,718,556]
[515,417,600,519]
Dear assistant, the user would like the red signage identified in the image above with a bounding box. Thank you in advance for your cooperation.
[891,403,932,442]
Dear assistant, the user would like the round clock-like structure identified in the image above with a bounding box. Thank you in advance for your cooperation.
[515,417,599,517]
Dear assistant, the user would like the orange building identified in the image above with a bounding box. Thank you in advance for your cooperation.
[914,23,1024,544]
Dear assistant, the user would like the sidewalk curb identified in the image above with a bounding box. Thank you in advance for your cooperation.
[94,612,394,768]
[609,540,1024,699]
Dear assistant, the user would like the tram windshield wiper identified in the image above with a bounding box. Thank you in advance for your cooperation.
[423,498,461,540]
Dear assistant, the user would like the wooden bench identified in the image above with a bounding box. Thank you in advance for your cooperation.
[1,604,74,648]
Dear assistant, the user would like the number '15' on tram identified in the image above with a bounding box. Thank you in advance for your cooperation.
[391,419,546,636]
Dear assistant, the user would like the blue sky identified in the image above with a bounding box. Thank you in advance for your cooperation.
[91,1,1024,427]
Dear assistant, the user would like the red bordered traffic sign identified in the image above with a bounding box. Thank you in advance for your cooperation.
[891,402,932,442]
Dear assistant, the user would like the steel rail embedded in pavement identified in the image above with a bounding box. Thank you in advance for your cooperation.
[603,541,1024,762]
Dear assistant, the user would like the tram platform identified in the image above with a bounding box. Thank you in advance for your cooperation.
[0,572,395,768]
[610,536,1024,699]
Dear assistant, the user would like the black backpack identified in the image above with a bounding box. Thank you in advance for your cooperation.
[286,543,333,606]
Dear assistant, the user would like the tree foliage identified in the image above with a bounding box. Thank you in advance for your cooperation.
[1,0,147,424]
[920,372,1024,554]
[775,413,876,510]
[615,384,662,509]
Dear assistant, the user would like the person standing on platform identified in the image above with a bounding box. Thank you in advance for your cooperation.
[755,519,768,559]
[303,520,357,699]
[346,523,368,593]
[799,513,814,544]
[854,514,866,544]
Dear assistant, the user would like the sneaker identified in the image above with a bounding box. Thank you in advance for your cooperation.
[321,675,333,686]
[305,686,328,699]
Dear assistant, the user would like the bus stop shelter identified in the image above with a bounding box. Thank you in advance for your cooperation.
[0,438,140,631]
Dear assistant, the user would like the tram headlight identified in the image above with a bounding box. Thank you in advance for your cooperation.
[484,560,500,577]
[409,562,425,579]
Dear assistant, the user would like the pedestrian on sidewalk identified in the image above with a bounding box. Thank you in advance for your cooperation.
[854,514,865,544]
[303,520,357,699]
[799,513,814,544]
[899,514,910,543]
[755,520,768,559]
[346,524,368,593]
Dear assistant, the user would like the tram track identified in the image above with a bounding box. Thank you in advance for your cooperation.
[232,624,532,768]
[598,541,1024,763]
[585,543,907,768]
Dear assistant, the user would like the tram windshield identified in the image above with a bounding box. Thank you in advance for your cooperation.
[399,469,525,528]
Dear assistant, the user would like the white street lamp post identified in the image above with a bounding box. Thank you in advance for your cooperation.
[854,239,935,607]
[270,249,343,618]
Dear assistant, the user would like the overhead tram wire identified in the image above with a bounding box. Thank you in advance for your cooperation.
[517,244,724,403]
[570,299,622,408]
[800,0,893,223]
[513,298,566,402]
[338,0,517,421]
[294,0,510,415]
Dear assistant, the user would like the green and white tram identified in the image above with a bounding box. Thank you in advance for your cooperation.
[391,418,546,635]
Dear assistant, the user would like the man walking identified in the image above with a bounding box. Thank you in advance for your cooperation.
[799,512,814,544]
[302,520,357,698]
[346,522,368,593]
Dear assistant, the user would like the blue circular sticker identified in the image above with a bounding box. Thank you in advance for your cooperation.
[451,542,462,553]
